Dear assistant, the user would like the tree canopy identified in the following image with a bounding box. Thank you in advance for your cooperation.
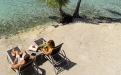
[38,0,70,8]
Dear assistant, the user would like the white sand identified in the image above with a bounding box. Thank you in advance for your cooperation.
[1,22,121,75]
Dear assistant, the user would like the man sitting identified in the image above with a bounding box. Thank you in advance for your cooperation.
[11,49,35,69]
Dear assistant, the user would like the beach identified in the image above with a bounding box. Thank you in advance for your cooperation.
[0,0,121,75]
[0,0,121,38]
[1,22,121,75]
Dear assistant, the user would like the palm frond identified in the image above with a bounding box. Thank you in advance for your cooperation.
[38,0,43,1]
[38,0,70,8]
[46,0,59,8]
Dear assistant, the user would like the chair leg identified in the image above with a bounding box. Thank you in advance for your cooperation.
[34,63,39,75]
[33,66,38,75]
[67,58,70,67]
[15,70,20,75]
[41,54,44,60]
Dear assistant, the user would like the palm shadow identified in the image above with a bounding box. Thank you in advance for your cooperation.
[48,9,121,25]
[48,16,60,21]
[106,9,121,16]
[78,14,121,25]
[92,9,121,24]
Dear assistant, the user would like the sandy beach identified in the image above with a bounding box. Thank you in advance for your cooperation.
[1,22,121,75]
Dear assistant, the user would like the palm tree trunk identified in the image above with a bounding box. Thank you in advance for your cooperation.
[73,0,82,17]
[59,6,64,17]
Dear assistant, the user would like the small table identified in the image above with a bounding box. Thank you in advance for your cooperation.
[28,45,38,52]
[26,45,44,59]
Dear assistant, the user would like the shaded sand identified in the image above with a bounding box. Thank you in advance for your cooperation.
[1,22,121,75]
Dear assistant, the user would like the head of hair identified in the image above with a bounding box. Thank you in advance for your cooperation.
[47,40,55,48]
[24,54,30,62]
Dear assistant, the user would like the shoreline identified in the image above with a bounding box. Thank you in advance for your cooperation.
[0,21,120,40]
[0,21,60,39]
[1,15,121,39]
[0,22,120,50]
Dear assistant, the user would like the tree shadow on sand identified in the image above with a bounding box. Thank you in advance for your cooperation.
[48,9,121,25]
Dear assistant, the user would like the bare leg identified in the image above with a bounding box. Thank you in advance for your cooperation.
[11,49,20,56]
[19,50,26,55]
[11,49,16,56]
[11,49,26,56]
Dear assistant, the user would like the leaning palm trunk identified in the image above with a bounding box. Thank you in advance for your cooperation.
[59,6,64,17]
[73,0,82,17]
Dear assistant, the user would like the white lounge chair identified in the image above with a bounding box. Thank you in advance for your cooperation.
[6,46,38,75]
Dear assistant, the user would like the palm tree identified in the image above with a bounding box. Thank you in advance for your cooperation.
[38,0,70,17]
[73,0,82,18]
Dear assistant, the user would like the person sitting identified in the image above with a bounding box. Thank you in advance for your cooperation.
[36,40,55,55]
[11,49,35,69]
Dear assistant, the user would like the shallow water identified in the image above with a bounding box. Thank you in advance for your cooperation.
[0,0,121,38]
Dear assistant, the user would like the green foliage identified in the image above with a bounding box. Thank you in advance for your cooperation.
[38,0,70,8]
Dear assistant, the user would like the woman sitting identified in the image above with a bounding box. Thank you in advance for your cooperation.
[37,40,55,55]
[11,49,35,69]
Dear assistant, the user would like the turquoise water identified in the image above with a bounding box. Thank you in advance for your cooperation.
[0,0,121,38]
[68,0,121,18]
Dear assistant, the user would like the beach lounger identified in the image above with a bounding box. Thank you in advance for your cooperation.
[34,38,46,46]
[6,46,38,75]
[34,38,70,75]
[45,43,70,75]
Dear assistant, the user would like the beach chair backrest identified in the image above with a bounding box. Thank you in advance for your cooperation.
[51,43,63,56]
[34,38,46,46]
[19,59,34,72]
[7,47,21,62]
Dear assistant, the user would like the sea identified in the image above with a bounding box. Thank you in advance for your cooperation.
[0,0,121,38]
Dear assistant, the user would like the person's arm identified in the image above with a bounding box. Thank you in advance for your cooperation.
[19,50,26,55]
[11,58,21,69]
[42,48,52,55]
[29,55,35,60]
[43,40,47,44]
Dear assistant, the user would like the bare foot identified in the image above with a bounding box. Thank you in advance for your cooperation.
[11,49,15,56]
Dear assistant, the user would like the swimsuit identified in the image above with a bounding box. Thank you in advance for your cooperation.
[16,53,26,63]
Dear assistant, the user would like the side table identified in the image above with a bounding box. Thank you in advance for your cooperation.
[26,45,44,59]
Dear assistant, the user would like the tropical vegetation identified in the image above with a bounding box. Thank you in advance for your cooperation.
[38,0,70,17]
[38,0,82,24]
